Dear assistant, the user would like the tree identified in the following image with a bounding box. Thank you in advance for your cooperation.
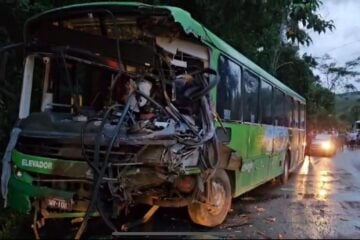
[273,0,334,76]
[284,0,334,46]
[344,83,357,93]
[350,105,360,122]
[0,0,338,137]
[318,54,360,92]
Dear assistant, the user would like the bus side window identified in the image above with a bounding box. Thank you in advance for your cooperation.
[284,96,293,127]
[260,80,272,124]
[293,101,299,128]
[31,57,47,113]
[273,88,285,126]
[300,104,305,129]
[216,56,242,121]
[243,70,259,123]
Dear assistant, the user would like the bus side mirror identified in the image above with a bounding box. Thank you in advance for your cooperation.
[203,67,217,75]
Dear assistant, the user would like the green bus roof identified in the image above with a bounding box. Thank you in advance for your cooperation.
[25,1,305,103]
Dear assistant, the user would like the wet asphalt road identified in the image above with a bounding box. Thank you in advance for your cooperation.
[216,147,360,239]
[22,148,360,239]
[109,148,360,239]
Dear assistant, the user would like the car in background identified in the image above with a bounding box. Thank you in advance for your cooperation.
[309,133,337,157]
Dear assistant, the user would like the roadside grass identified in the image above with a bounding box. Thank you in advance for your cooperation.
[0,208,21,239]
[0,162,29,238]
[0,201,31,239]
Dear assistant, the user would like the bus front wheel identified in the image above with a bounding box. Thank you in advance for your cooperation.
[188,169,231,227]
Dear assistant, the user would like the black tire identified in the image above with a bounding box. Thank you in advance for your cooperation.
[281,153,290,184]
[188,169,231,227]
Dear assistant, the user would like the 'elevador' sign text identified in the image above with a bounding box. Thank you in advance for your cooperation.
[21,158,53,170]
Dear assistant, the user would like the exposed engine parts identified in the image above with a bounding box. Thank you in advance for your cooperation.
[84,65,219,197]
[71,49,219,238]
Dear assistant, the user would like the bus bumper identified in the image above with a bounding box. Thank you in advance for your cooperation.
[6,175,74,214]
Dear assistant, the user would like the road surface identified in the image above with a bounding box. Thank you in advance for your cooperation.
[110,148,360,239]
[17,148,360,239]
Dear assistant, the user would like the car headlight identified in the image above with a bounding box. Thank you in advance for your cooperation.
[321,141,332,150]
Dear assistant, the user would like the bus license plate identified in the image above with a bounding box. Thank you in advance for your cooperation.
[47,198,72,210]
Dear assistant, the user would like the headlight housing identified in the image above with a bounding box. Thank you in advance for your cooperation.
[321,141,332,150]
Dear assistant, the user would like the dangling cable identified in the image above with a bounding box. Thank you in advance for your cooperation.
[75,95,132,240]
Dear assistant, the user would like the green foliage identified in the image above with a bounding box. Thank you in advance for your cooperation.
[287,0,334,45]
[307,83,339,129]
[276,47,310,94]
[307,83,335,114]
[350,105,360,122]
[336,91,360,124]
[161,0,281,73]
[0,0,338,140]
[0,207,30,239]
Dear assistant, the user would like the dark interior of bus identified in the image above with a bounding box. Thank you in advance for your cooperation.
[25,11,210,129]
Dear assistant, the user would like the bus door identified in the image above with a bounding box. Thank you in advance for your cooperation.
[242,72,271,185]
[272,126,288,176]
[262,125,274,179]
[289,100,300,169]
[270,89,288,177]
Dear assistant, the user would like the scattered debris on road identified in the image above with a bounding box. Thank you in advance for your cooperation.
[255,206,266,213]
[280,187,294,192]
[256,230,270,239]
[241,197,257,201]
[265,217,276,224]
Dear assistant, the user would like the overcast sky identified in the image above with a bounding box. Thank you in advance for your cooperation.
[300,0,360,92]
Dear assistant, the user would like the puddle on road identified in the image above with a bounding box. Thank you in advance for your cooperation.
[296,191,329,200]
[301,193,315,199]
[239,193,283,203]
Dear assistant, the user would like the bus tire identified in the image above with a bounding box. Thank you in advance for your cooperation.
[188,169,231,227]
[281,153,290,184]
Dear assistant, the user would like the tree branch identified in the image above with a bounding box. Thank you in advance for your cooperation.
[276,61,293,71]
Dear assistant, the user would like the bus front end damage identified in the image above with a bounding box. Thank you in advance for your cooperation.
[1,3,234,237]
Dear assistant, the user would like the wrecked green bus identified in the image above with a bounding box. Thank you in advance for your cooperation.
[1,2,306,237]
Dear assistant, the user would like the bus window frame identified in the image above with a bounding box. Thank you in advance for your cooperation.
[215,54,306,129]
[285,95,293,128]
[273,87,286,127]
[216,54,243,122]
[292,100,299,128]
[259,79,273,125]
[242,69,260,124]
